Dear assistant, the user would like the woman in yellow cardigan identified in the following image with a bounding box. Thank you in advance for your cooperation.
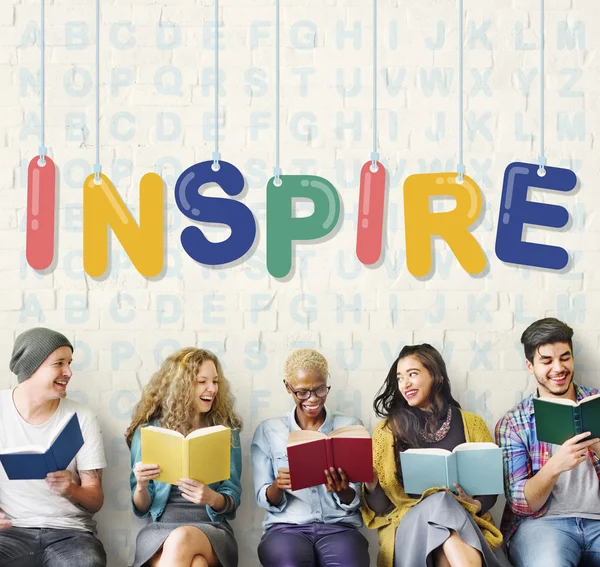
[362,344,509,567]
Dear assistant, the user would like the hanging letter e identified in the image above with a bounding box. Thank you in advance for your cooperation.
[404,173,486,277]
[495,162,576,270]
[267,175,341,278]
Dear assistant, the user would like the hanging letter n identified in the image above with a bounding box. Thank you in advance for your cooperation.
[83,173,164,278]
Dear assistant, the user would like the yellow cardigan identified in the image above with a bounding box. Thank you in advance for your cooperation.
[361,410,503,567]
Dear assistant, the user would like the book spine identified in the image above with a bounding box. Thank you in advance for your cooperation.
[574,406,583,435]
[45,449,59,473]
[325,438,334,471]
[182,440,190,479]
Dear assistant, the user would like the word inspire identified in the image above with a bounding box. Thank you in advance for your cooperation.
[25,156,576,278]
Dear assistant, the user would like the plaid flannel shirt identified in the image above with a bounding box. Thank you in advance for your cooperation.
[495,383,600,545]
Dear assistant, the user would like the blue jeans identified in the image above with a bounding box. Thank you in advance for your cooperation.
[0,527,106,567]
[509,516,600,567]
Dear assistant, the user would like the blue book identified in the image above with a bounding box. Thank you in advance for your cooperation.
[0,413,84,480]
[399,442,504,496]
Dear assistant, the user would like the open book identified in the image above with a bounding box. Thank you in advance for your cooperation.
[0,412,84,480]
[533,393,600,445]
[287,425,373,491]
[399,442,503,496]
[141,424,231,485]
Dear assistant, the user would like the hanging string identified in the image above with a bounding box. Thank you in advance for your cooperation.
[93,0,101,183]
[371,0,378,170]
[273,0,281,185]
[538,0,546,174]
[457,0,464,183]
[212,0,220,170]
[39,0,46,166]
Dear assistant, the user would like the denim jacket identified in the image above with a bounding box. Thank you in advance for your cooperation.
[251,407,363,531]
[129,421,242,523]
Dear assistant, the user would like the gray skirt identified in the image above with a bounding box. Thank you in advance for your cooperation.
[394,491,511,567]
[133,490,238,567]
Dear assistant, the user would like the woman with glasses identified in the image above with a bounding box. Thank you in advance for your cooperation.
[362,344,509,567]
[251,348,370,567]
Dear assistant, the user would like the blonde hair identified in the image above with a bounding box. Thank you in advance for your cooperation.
[125,348,242,447]
[284,348,329,383]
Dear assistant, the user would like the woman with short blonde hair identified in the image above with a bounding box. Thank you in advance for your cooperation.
[251,348,370,567]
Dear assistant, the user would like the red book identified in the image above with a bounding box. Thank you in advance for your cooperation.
[286,425,373,491]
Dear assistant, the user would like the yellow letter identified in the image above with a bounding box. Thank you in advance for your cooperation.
[83,173,164,277]
[404,173,486,277]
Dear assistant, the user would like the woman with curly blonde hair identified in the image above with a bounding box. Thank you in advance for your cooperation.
[126,348,242,567]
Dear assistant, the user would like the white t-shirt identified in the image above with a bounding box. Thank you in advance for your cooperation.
[0,390,107,532]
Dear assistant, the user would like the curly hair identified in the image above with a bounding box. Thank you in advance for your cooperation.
[125,347,242,447]
[284,348,329,383]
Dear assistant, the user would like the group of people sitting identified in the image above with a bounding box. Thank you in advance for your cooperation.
[0,317,598,567]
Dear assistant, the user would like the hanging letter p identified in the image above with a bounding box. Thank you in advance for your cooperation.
[404,173,486,277]
[83,173,164,277]
[267,175,340,278]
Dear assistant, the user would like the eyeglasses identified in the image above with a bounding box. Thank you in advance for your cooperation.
[284,381,331,401]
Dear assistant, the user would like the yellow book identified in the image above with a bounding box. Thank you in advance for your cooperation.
[141,425,231,485]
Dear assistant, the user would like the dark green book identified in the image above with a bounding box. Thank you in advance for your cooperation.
[533,394,600,445]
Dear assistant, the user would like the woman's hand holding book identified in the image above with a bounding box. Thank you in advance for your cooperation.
[133,462,161,491]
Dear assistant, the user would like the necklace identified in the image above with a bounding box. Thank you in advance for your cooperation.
[419,406,452,443]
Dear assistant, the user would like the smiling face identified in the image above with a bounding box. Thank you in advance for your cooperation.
[396,355,435,411]
[194,360,219,413]
[26,346,73,400]
[527,341,575,399]
[286,367,329,421]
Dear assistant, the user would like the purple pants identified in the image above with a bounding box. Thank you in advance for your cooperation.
[257,522,370,567]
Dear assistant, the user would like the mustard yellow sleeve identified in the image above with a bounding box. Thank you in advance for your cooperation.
[463,411,494,444]
[362,420,395,530]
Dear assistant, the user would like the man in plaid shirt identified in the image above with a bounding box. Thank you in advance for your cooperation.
[495,318,600,567]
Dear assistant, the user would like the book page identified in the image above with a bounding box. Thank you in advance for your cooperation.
[453,442,499,452]
[328,425,370,439]
[287,430,327,446]
[186,424,229,439]
[536,397,576,406]
[580,393,600,405]
[144,425,185,438]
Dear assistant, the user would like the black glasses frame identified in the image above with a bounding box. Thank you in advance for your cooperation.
[284,381,331,400]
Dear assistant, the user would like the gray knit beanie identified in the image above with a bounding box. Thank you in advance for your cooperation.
[10,328,74,383]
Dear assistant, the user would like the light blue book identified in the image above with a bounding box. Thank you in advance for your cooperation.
[399,442,504,496]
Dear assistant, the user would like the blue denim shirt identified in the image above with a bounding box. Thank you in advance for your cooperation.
[129,422,242,523]
[251,407,364,531]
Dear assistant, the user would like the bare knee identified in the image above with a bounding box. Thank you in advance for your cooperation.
[162,526,204,556]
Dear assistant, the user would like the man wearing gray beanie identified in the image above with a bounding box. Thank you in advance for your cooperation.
[0,327,107,567]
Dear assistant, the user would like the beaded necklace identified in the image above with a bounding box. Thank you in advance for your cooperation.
[419,406,452,443]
